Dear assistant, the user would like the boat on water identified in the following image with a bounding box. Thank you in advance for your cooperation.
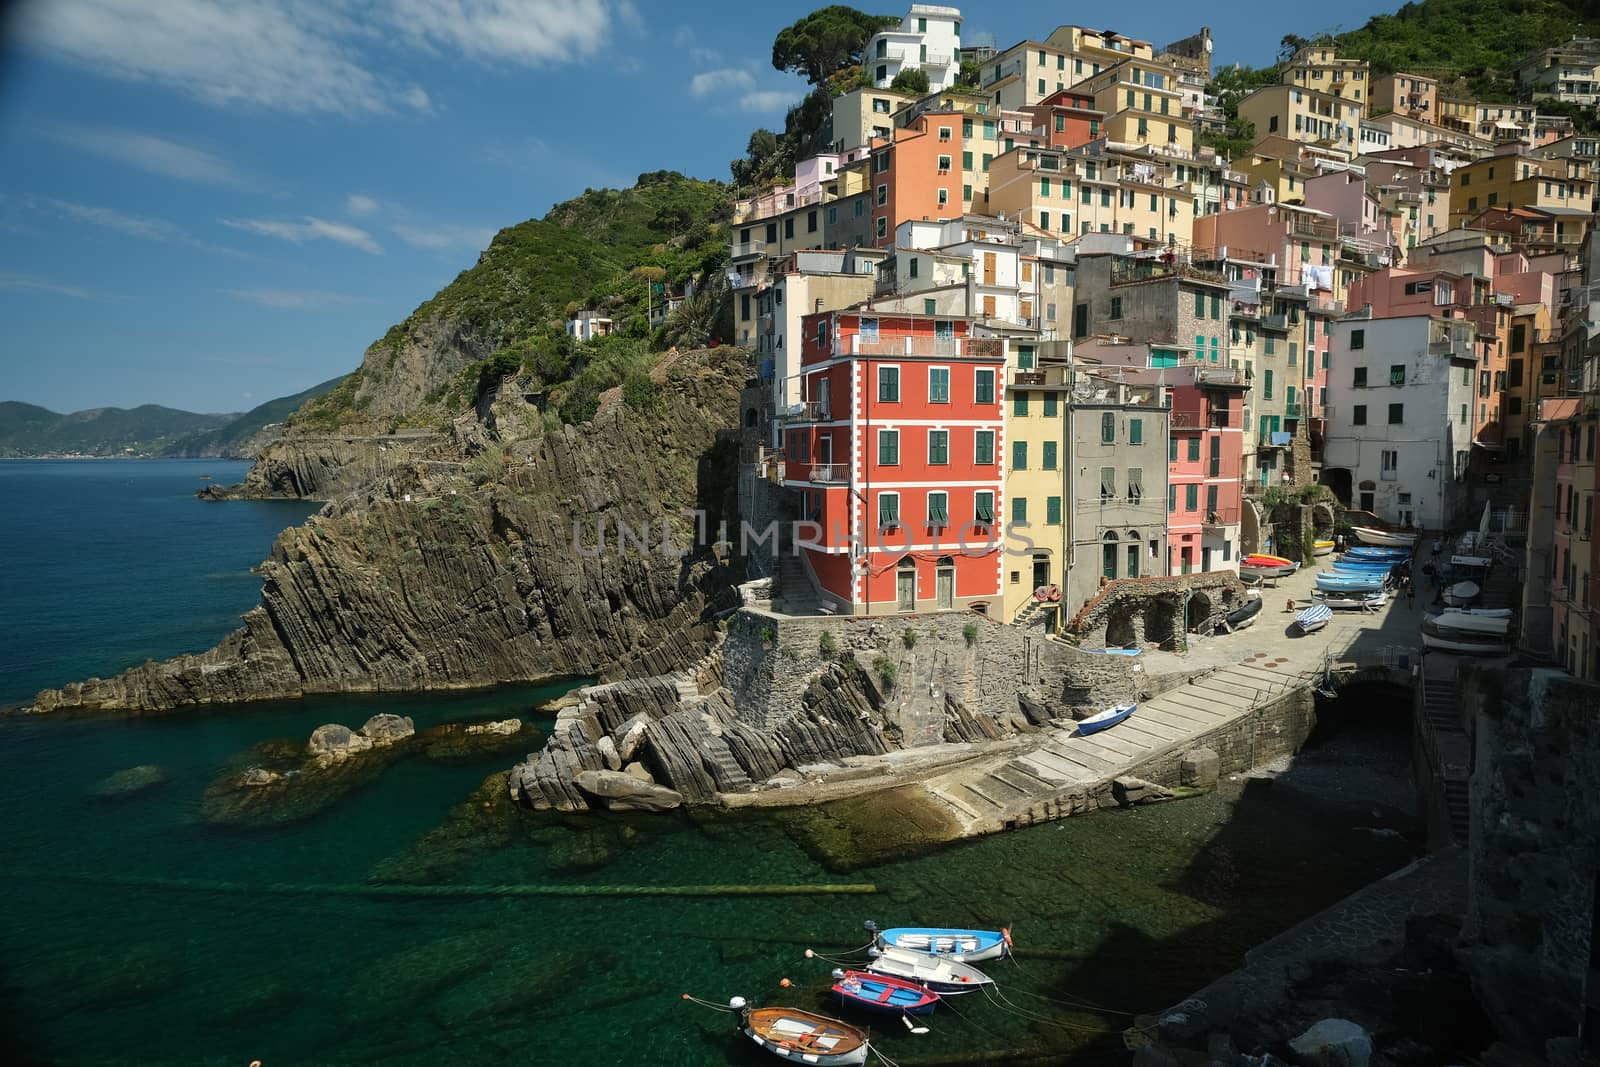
[832,971,939,1017]
[1315,573,1386,593]
[1225,593,1263,630]
[872,927,1010,963]
[1420,617,1509,655]
[1351,526,1417,548]
[1295,602,1333,634]
[1077,703,1136,735]
[866,945,993,994]
[1316,590,1388,610]
[1443,581,1481,607]
[743,1006,870,1066]
[1244,553,1294,568]
[1344,546,1411,561]
[1313,539,1335,557]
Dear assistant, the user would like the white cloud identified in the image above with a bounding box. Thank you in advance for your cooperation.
[740,89,800,113]
[391,222,496,252]
[0,274,94,300]
[17,0,637,116]
[36,120,256,189]
[223,288,364,308]
[672,25,719,65]
[690,68,754,97]
[16,194,246,257]
[221,215,383,254]
[346,193,379,216]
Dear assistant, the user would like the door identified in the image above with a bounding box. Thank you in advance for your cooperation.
[983,252,996,284]
[896,566,916,611]
[936,565,955,609]
[1360,491,1375,512]
[1203,547,1214,571]
[982,294,996,317]
[817,435,833,480]
[1032,555,1050,590]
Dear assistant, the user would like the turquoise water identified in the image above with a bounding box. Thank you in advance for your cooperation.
[0,461,1418,1066]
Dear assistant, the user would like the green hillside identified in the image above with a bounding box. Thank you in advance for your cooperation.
[162,377,343,457]
[0,402,237,457]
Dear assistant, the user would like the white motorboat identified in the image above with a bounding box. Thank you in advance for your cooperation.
[865,945,993,994]
[1443,581,1480,607]
[1351,526,1417,548]
[1433,607,1512,618]
[1429,611,1511,637]
[1421,618,1509,654]
[1316,591,1388,610]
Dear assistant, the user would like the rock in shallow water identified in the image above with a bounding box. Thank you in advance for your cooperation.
[1288,1018,1373,1067]
[360,713,416,746]
[307,723,373,763]
[573,769,682,811]
[88,764,169,799]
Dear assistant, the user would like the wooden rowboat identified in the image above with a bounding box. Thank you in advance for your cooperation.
[832,971,939,1016]
[1351,526,1417,548]
[743,1006,870,1066]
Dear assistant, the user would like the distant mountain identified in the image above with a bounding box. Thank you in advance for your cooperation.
[161,377,344,458]
[0,402,238,458]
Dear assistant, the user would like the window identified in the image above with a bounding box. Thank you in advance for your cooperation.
[1193,290,1205,317]
[927,492,949,527]
[1046,496,1062,525]
[1288,342,1297,367]
[928,430,949,465]
[1043,394,1058,418]
[1168,484,1177,512]
[1043,441,1058,469]
[1187,437,1200,462]
[827,205,837,225]
[1389,364,1406,386]
[1388,403,1404,424]
[1205,484,1218,516]
[873,97,891,114]
[1353,367,1367,387]
[1350,329,1365,350]
[1210,295,1221,320]
[975,491,995,524]
[1100,466,1116,501]
[1381,449,1397,472]
[878,429,899,466]
[1012,440,1028,469]
[878,364,899,401]
[1109,296,1123,320]
[1101,412,1115,443]
[1011,496,1027,523]
[929,367,950,403]
[924,298,936,315]
[937,188,949,207]
[1129,418,1142,445]
[876,184,888,206]
[1185,483,1198,511]
[784,218,794,239]
[1265,337,1275,355]
[807,210,817,233]
[934,321,954,342]
[975,369,995,404]
[878,493,899,527]
[1353,405,1367,426]
[1128,467,1143,503]
[1014,390,1030,416]
[975,430,995,464]
[909,258,919,279]
[1263,369,1274,400]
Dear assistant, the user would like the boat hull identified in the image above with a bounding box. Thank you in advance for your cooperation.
[744,1008,870,1067]
[1313,541,1335,557]
[1077,703,1135,735]
[1443,581,1480,607]
[1315,577,1385,593]
[1240,563,1297,579]
[1244,554,1294,567]
[866,947,992,994]
[1420,619,1509,655]
[1343,547,1410,561]
[1351,526,1417,548]
[833,971,939,1016]
[1225,596,1263,629]
[876,928,1008,963]
[1295,603,1333,634]
[1316,592,1388,610]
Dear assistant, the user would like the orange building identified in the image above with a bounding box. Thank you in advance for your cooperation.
[867,113,968,247]
[1021,89,1104,149]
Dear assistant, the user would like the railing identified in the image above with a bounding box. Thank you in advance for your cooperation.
[1203,506,1241,526]
[805,463,848,484]
[731,240,768,259]
[1109,259,1227,286]
[1169,409,1201,428]
[851,337,966,357]
[1261,313,1288,330]
[1284,402,1302,418]
[1287,216,1338,240]
[1013,371,1046,385]
[781,402,832,422]
[1209,411,1233,427]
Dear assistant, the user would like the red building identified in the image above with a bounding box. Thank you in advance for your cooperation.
[783,311,1006,614]
[1167,376,1249,573]
[1022,89,1104,149]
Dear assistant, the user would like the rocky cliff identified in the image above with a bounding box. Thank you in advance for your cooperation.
[26,347,748,713]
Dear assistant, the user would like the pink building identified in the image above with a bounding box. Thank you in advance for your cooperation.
[1167,379,1248,573]
[1194,201,1342,293]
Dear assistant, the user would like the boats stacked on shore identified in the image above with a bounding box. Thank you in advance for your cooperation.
[729,923,1015,1063]
[1421,608,1512,654]
[1240,554,1299,580]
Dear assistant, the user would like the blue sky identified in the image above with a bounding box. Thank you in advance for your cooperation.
[0,0,1399,414]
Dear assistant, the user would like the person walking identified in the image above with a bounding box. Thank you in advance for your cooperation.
[1405,575,1416,609]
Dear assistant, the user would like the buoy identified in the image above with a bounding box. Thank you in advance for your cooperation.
[729,996,748,1011]
[681,993,690,1000]
[250,1061,262,1067]
[831,968,845,979]
[804,949,815,958]
[780,978,791,988]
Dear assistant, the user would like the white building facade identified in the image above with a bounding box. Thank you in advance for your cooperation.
[1322,314,1478,530]
[866,5,963,92]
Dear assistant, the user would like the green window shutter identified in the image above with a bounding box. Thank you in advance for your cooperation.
[1169,436,1177,462]
[1129,418,1142,445]
[975,370,994,404]
[975,492,994,523]
[924,298,936,315]
[1264,368,1274,399]
[928,493,947,524]
[975,430,994,464]
[879,494,898,525]
[1012,496,1027,523]
[1168,484,1177,512]
[1185,484,1198,511]
[879,430,898,465]
[1014,390,1030,416]
[1012,440,1028,469]
[1187,437,1199,461]
[1101,412,1114,442]
[929,431,949,464]
[1043,393,1058,417]
[1046,496,1062,525]
[1042,441,1057,469]
[962,150,973,169]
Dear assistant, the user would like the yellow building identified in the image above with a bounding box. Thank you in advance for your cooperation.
[830,86,921,154]
[1077,58,1192,155]
[1449,149,1596,228]
[1238,84,1363,153]
[981,27,1155,112]
[1279,45,1370,114]
[987,143,1195,245]
[1234,136,1346,204]
[1001,361,1069,625]
[1369,72,1438,120]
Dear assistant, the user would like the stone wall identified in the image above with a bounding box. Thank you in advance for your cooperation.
[1065,570,1250,646]
[1461,666,1600,1057]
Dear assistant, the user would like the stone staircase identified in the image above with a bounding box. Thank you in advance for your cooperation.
[774,552,821,616]
[1419,671,1470,843]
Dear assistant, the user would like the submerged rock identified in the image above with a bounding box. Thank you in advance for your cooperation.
[307,723,373,763]
[88,764,169,800]
[464,718,521,736]
[360,713,415,746]
[1288,1018,1373,1067]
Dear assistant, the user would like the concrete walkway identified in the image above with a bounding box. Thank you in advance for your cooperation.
[920,561,1427,836]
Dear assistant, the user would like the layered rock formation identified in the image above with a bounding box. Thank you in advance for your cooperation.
[26,348,748,713]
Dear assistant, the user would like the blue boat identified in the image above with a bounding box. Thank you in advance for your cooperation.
[832,971,940,1017]
[1295,601,1333,634]
[1330,562,1399,575]
[1077,703,1135,735]
[1314,573,1385,593]
[874,927,1010,962]
[1081,647,1142,656]
[1343,547,1410,561]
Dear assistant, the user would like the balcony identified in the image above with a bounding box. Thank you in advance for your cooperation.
[781,401,833,422]
[1012,370,1046,386]
[731,240,768,261]
[1284,402,1302,418]
[1203,506,1241,528]
[805,463,849,484]
[1261,313,1288,331]
[850,336,969,357]
[1109,259,1227,286]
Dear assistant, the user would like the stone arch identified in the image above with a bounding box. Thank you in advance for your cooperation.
[1106,607,1138,647]
[1321,467,1353,506]
[1241,498,1263,554]
[1146,597,1179,645]
[744,408,758,428]
[1311,501,1336,537]
[1185,590,1215,631]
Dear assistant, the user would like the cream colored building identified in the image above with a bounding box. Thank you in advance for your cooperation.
[831,87,920,155]
[1280,45,1370,114]
[1077,58,1191,156]
[979,26,1155,112]
[1370,72,1437,120]
[1238,84,1363,153]
[987,143,1195,246]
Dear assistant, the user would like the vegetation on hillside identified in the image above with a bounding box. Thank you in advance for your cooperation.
[0,401,236,457]
[162,377,342,456]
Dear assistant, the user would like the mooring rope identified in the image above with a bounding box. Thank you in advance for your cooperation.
[980,985,1109,1034]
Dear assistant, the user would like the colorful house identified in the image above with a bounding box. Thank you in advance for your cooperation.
[783,311,1006,615]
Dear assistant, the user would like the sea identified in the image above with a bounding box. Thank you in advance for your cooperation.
[0,459,1417,1066]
